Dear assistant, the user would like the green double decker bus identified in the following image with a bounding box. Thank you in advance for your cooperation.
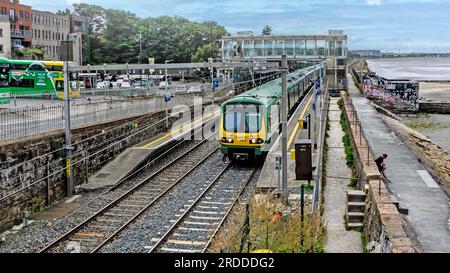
[0,58,80,104]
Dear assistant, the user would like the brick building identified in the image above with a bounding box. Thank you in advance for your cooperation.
[0,0,32,48]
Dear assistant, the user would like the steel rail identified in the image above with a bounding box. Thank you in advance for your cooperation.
[147,163,233,253]
[201,168,258,253]
[90,147,219,253]
[39,139,216,253]
[148,166,258,253]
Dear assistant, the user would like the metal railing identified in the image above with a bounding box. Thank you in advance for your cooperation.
[0,94,203,141]
[11,29,33,39]
[311,80,329,212]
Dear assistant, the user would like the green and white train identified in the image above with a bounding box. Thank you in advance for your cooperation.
[219,63,324,160]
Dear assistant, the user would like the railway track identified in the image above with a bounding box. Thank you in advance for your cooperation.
[147,165,258,253]
[39,139,219,253]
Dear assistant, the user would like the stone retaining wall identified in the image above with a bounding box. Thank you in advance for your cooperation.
[0,95,229,232]
[341,92,416,253]
[419,102,450,114]
[382,116,450,196]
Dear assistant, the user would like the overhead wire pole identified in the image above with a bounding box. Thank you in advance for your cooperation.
[63,46,73,197]
[281,54,288,201]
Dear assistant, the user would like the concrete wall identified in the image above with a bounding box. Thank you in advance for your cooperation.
[0,110,167,231]
[341,92,416,253]
[0,94,230,232]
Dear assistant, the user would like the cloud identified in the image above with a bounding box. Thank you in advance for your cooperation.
[367,0,381,5]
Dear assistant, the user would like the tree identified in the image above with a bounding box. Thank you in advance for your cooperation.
[191,44,219,62]
[56,8,71,16]
[70,3,229,64]
[262,25,272,36]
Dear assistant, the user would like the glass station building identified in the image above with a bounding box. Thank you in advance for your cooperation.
[220,30,348,90]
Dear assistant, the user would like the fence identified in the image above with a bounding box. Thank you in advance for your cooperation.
[311,80,330,212]
[0,94,216,142]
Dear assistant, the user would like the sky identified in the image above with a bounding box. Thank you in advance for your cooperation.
[21,0,450,53]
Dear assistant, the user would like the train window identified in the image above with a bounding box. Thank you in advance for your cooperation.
[29,64,45,71]
[223,104,262,133]
[11,64,29,70]
[246,112,261,133]
[55,80,64,91]
[10,78,34,88]
[0,71,8,87]
[47,66,63,72]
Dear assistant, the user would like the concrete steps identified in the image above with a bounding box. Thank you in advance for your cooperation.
[346,190,366,230]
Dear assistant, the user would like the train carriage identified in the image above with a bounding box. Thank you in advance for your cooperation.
[219,64,324,160]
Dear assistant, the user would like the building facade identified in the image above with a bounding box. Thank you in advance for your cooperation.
[0,0,32,48]
[220,30,348,90]
[31,9,70,61]
[349,50,381,58]
[69,14,87,65]
[0,14,11,58]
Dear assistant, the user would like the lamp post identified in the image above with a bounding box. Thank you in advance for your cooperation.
[63,33,76,197]
[281,54,288,201]
[138,32,142,64]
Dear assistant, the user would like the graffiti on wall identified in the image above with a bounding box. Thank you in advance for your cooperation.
[363,74,419,110]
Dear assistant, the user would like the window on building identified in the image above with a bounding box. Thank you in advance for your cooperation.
[274,40,284,56]
[263,40,274,56]
[9,8,15,20]
[285,39,294,56]
[328,41,336,56]
[1,7,6,15]
[294,40,305,56]
[0,44,3,53]
[0,29,3,38]
[306,40,315,55]
[19,10,23,19]
[317,40,326,56]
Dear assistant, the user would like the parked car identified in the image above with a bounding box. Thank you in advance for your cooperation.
[96,81,107,89]
[159,81,169,89]
[121,81,131,88]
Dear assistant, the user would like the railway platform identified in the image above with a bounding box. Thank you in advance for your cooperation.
[256,90,319,191]
[81,111,220,192]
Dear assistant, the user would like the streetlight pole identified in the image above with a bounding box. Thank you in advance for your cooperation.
[138,32,142,64]
[63,61,73,197]
[165,60,173,129]
[281,54,288,201]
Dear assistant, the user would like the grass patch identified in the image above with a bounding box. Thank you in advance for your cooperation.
[303,184,314,192]
[210,197,326,253]
[338,99,359,187]
[360,231,368,253]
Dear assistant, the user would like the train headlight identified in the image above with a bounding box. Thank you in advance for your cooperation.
[250,138,264,144]
[221,137,234,143]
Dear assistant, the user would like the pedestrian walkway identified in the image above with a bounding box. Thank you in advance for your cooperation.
[323,97,362,253]
[348,76,450,252]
